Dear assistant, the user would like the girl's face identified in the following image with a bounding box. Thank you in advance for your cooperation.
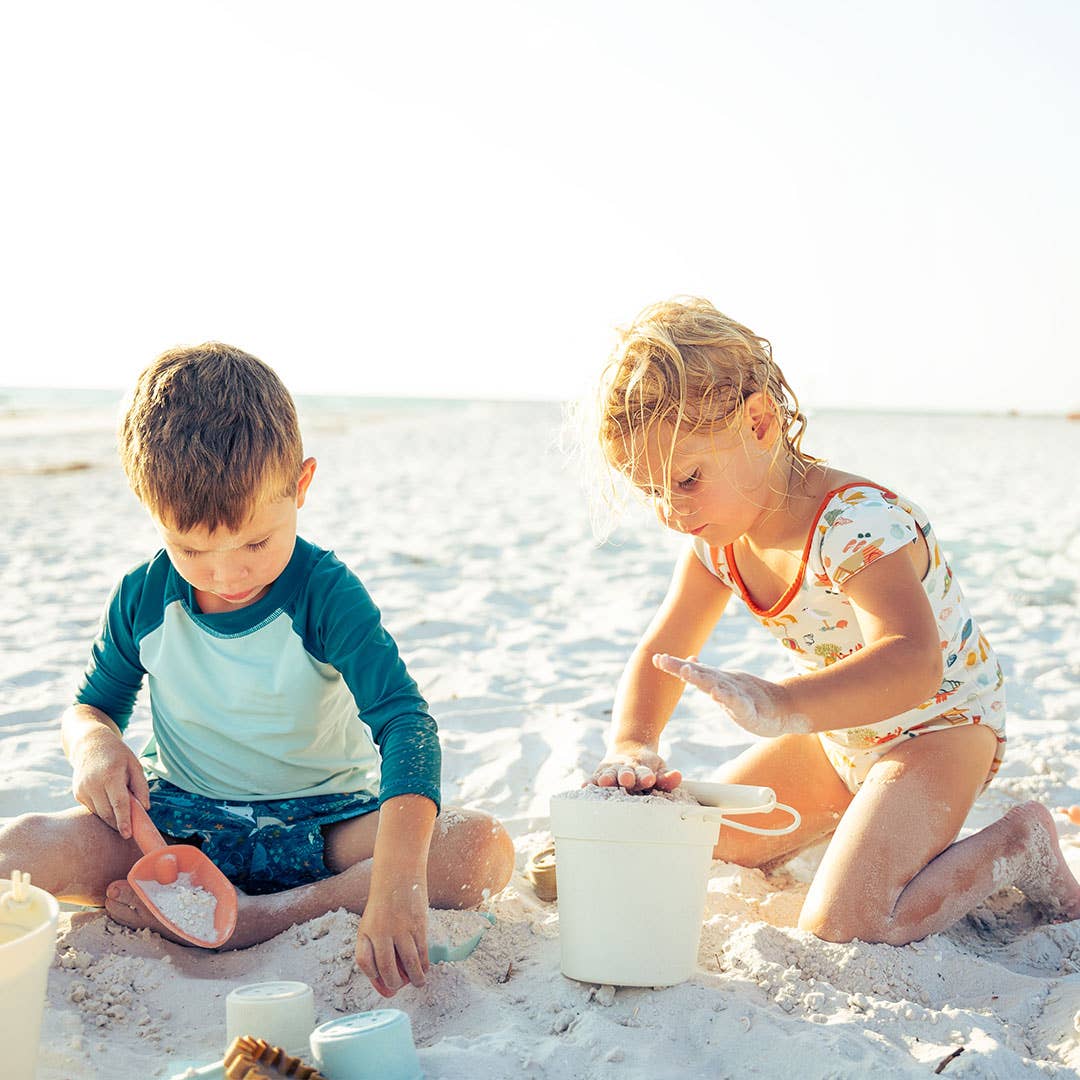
[155,458,316,614]
[629,396,783,548]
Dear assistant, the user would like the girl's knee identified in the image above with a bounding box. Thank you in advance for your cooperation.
[797,895,905,946]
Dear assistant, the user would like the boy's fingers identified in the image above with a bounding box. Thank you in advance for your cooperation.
[373,939,403,994]
[397,941,427,988]
[110,788,132,839]
[355,934,379,983]
[129,760,151,809]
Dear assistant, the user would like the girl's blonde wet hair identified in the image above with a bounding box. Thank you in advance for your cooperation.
[586,296,818,534]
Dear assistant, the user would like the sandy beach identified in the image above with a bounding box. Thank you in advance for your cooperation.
[2,394,1080,1079]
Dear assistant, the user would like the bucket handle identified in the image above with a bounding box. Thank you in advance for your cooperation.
[1,869,32,911]
[688,802,802,836]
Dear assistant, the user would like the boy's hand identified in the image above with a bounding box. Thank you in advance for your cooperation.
[355,878,430,998]
[69,724,150,840]
[354,793,436,997]
[652,654,811,738]
[589,744,682,794]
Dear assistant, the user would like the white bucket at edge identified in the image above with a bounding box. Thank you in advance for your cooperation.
[0,876,60,1080]
[550,792,721,987]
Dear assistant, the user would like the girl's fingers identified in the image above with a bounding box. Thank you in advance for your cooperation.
[592,767,618,787]
[654,768,683,792]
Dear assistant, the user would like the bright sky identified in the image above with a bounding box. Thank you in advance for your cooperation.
[2,0,1078,411]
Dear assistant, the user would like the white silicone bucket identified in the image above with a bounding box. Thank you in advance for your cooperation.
[225,981,316,1057]
[0,873,60,1080]
[550,786,799,987]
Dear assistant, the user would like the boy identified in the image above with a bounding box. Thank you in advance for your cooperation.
[0,343,514,998]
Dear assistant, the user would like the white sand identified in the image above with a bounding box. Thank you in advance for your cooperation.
[3,396,1080,1078]
[135,873,218,945]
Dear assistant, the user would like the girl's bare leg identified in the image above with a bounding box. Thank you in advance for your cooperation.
[708,732,854,867]
[0,807,142,904]
[798,724,1080,945]
[102,807,515,950]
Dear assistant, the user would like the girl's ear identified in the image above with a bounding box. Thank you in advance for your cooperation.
[742,392,778,446]
[295,457,318,508]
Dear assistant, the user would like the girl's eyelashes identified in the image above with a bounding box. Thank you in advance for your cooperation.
[676,469,700,491]
[248,538,271,552]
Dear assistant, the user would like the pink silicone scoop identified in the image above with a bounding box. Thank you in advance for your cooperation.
[127,800,238,947]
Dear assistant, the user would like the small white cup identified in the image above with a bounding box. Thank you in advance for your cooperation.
[309,1009,423,1080]
[0,874,60,1080]
[225,980,315,1057]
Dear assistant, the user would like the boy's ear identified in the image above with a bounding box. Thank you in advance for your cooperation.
[743,392,777,446]
[295,457,317,508]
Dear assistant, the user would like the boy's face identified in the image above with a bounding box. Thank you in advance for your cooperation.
[154,458,316,615]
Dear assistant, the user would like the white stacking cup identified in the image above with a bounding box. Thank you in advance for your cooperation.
[225,980,315,1057]
[0,872,60,1080]
[309,1009,423,1080]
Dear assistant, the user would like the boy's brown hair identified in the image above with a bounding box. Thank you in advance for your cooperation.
[119,342,305,532]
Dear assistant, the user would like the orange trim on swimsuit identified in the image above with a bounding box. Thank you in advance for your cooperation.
[711,482,897,618]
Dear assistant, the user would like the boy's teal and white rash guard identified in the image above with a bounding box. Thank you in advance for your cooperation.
[75,537,441,807]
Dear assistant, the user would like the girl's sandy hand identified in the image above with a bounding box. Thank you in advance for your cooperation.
[69,725,150,840]
[355,883,430,998]
[589,745,682,794]
[652,654,810,738]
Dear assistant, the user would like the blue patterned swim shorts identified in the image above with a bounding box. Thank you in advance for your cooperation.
[145,779,379,895]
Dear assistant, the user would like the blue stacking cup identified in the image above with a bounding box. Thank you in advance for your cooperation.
[309,1009,423,1080]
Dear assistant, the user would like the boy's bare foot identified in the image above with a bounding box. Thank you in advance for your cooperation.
[105,880,288,950]
[1006,802,1080,922]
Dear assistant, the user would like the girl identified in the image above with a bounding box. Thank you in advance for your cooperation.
[587,296,1080,945]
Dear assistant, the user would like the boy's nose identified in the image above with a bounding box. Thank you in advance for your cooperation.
[209,559,246,586]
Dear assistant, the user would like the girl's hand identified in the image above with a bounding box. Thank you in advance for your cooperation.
[652,654,811,738]
[355,879,430,998]
[69,724,150,840]
[589,744,683,794]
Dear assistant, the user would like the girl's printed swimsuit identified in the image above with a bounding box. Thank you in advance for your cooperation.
[693,483,1006,793]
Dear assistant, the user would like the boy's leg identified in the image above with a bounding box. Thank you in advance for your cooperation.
[798,724,1080,945]
[104,806,515,950]
[708,732,854,866]
[0,807,142,905]
[323,806,515,907]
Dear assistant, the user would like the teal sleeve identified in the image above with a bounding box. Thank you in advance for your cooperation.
[74,566,149,731]
[296,552,442,811]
